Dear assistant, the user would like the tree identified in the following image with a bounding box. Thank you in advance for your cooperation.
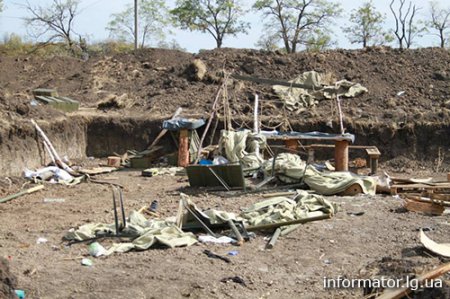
[253,0,342,53]
[24,0,80,50]
[171,0,249,48]
[0,0,3,13]
[343,1,392,48]
[426,1,450,48]
[389,0,423,49]
[303,28,336,51]
[106,0,169,48]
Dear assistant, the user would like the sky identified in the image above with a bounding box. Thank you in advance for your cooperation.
[0,0,448,53]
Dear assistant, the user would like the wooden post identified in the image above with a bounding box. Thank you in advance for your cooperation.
[254,94,259,134]
[334,140,349,171]
[284,139,298,151]
[307,148,315,164]
[178,129,190,167]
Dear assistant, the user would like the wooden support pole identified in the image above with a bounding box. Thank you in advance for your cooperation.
[178,129,190,167]
[246,214,331,232]
[0,185,44,204]
[227,220,244,246]
[266,227,281,249]
[254,94,259,134]
[334,140,349,171]
[284,139,298,151]
[147,107,182,150]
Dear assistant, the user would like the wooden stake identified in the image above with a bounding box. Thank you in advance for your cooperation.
[266,227,281,249]
[254,94,259,134]
[31,119,77,175]
[195,76,228,163]
[147,107,182,150]
[334,140,349,171]
[336,95,344,135]
[178,129,190,167]
[0,185,44,204]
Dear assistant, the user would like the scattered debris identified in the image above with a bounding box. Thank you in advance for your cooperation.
[419,229,450,258]
[220,276,247,287]
[33,88,79,112]
[198,235,235,244]
[36,237,48,244]
[81,258,93,267]
[203,250,231,263]
[88,242,107,257]
[376,262,450,299]
[227,250,239,256]
[403,196,445,216]
[14,290,25,299]
[0,185,44,204]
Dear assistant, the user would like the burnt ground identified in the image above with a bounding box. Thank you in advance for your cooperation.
[0,170,449,299]
[0,47,450,298]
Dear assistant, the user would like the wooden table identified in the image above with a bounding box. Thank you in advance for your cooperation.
[265,132,355,171]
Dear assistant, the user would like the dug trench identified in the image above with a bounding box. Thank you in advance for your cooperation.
[1,114,449,177]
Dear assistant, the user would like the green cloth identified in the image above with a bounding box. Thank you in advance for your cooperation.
[273,71,368,110]
[218,130,266,170]
[263,153,376,195]
[180,191,335,229]
[240,190,336,227]
[65,210,197,255]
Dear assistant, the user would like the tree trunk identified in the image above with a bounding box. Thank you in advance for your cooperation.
[216,37,222,48]
[440,29,445,48]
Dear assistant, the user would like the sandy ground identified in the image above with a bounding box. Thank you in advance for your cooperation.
[0,168,449,299]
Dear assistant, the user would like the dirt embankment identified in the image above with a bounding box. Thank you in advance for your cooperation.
[0,47,449,174]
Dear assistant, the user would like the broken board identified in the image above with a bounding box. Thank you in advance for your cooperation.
[186,164,245,190]
[391,182,450,195]
[403,198,445,216]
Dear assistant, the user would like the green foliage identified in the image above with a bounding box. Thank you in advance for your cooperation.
[0,33,74,56]
[106,0,169,48]
[87,40,135,55]
[0,0,3,12]
[157,39,187,51]
[343,1,392,47]
[171,0,249,48]
[255,32,283,52]
[304,28,336,51]
[253,0,342,53]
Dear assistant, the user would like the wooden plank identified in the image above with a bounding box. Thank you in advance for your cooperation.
[147,107,182,150]
[403,198,445,216]
[376,262,450,299]
[391,183,450,195]
[403,194,450,207]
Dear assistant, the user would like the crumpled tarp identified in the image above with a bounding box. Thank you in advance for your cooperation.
[218,130,266,169]
[240,190,336,227]
[65,210,197,255]
[181,191,335,229]
[273,71,368,110]
[24,166,85,185]
[263,153,376,195]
